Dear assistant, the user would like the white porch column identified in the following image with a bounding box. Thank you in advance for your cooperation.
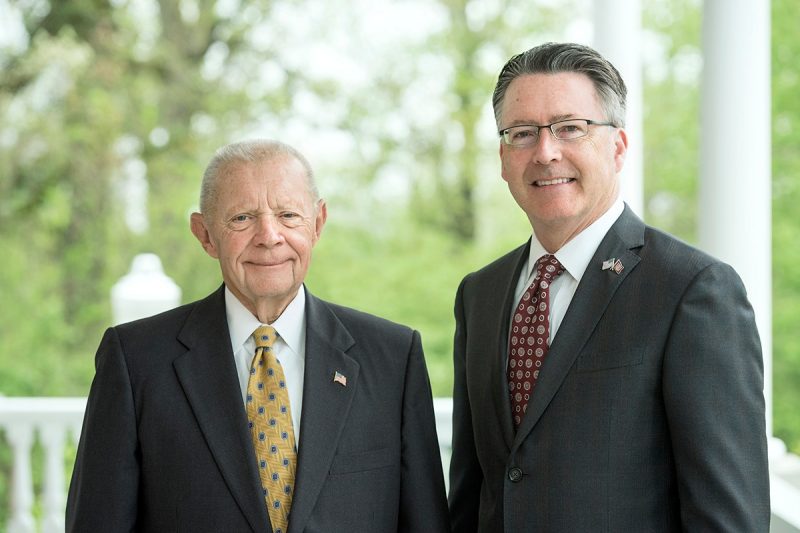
[699,1,772,433]
[593,0,644,217]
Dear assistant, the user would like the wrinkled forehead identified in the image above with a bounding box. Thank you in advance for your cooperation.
[216,157,315,212]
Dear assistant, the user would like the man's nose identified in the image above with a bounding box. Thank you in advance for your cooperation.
[530,128,562,164]
[252,214,284,246]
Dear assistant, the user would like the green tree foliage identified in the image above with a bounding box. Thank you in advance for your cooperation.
[771,0,800,452]
[642,0,702,240]
[0,0,293,393]
[400,0,575,242]
[0,0,553,398]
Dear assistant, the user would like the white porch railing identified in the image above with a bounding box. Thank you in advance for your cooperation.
[0,397,86,533]
[1,396,798,532]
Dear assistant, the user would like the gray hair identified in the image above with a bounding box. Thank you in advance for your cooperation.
[492,42,627,128]
[199,139,319,215]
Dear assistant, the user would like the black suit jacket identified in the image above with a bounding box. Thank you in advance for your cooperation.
[67,286,448,532]
[448,206,770,532]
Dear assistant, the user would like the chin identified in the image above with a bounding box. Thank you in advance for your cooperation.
[252,281,293,297]
[544,194,585,214]
[530,204,575,222]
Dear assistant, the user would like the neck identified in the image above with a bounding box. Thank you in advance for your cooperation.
[253,307,286,325]
[532,222,581,254]
[236,291,299,325]
[531,199,618,253]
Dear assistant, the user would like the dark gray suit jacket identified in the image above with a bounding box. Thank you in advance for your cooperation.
[67,285,448,532]
[448,206,770,532]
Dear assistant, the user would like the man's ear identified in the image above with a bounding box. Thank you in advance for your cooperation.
[613,127,628,173]
[499,142,510,183]
[313,200,328,243]
[190,212,219,258]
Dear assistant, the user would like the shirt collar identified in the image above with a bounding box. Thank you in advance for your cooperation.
[526,199,625,283]
[225,285,307,355]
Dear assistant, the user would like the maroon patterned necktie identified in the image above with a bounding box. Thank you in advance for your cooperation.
[508,254,565,427]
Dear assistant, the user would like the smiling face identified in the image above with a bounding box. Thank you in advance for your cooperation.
[499,72,627,251]
[191,155,326,322]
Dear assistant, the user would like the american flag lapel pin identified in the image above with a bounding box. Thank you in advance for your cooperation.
[333,371,347,387]
[602,257,624,275]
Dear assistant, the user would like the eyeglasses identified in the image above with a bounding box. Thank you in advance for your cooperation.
[499,119,615,147]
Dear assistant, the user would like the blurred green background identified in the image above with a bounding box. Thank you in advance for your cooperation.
[1,0,798,517]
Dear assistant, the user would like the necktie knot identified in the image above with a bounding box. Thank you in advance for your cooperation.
[535,254,565,282]
[253,325,278,350]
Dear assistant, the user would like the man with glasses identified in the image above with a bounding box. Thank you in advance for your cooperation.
[448,42,769,532]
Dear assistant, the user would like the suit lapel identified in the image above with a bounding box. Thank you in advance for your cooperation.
[513,207,645,447]
[490,242,531,450]
[173,286,270,533]
[288,292,359,533]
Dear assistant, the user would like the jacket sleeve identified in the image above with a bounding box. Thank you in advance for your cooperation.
[662,262,770,531]
[66,327,139,532]
[448,277,483,532]
[398,329,450,532]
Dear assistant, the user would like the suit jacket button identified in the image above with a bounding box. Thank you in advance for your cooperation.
[508,467,523,483]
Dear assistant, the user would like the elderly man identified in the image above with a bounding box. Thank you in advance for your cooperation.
[448,42,770,532]
[67,139,449,532]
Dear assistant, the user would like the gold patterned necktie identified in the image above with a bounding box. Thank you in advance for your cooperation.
[247,326,297,533]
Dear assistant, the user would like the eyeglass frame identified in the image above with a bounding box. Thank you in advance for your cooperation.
[498,119,616,146]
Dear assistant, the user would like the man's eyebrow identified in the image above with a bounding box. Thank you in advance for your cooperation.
[503,113,578,127]
[548,113,577,123]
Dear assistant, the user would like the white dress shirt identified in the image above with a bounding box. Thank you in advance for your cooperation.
[225,285,306,441]
[512,199,625,344]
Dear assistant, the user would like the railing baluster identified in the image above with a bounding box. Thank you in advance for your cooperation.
[40,424,67,533]
[5,423,35,533]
